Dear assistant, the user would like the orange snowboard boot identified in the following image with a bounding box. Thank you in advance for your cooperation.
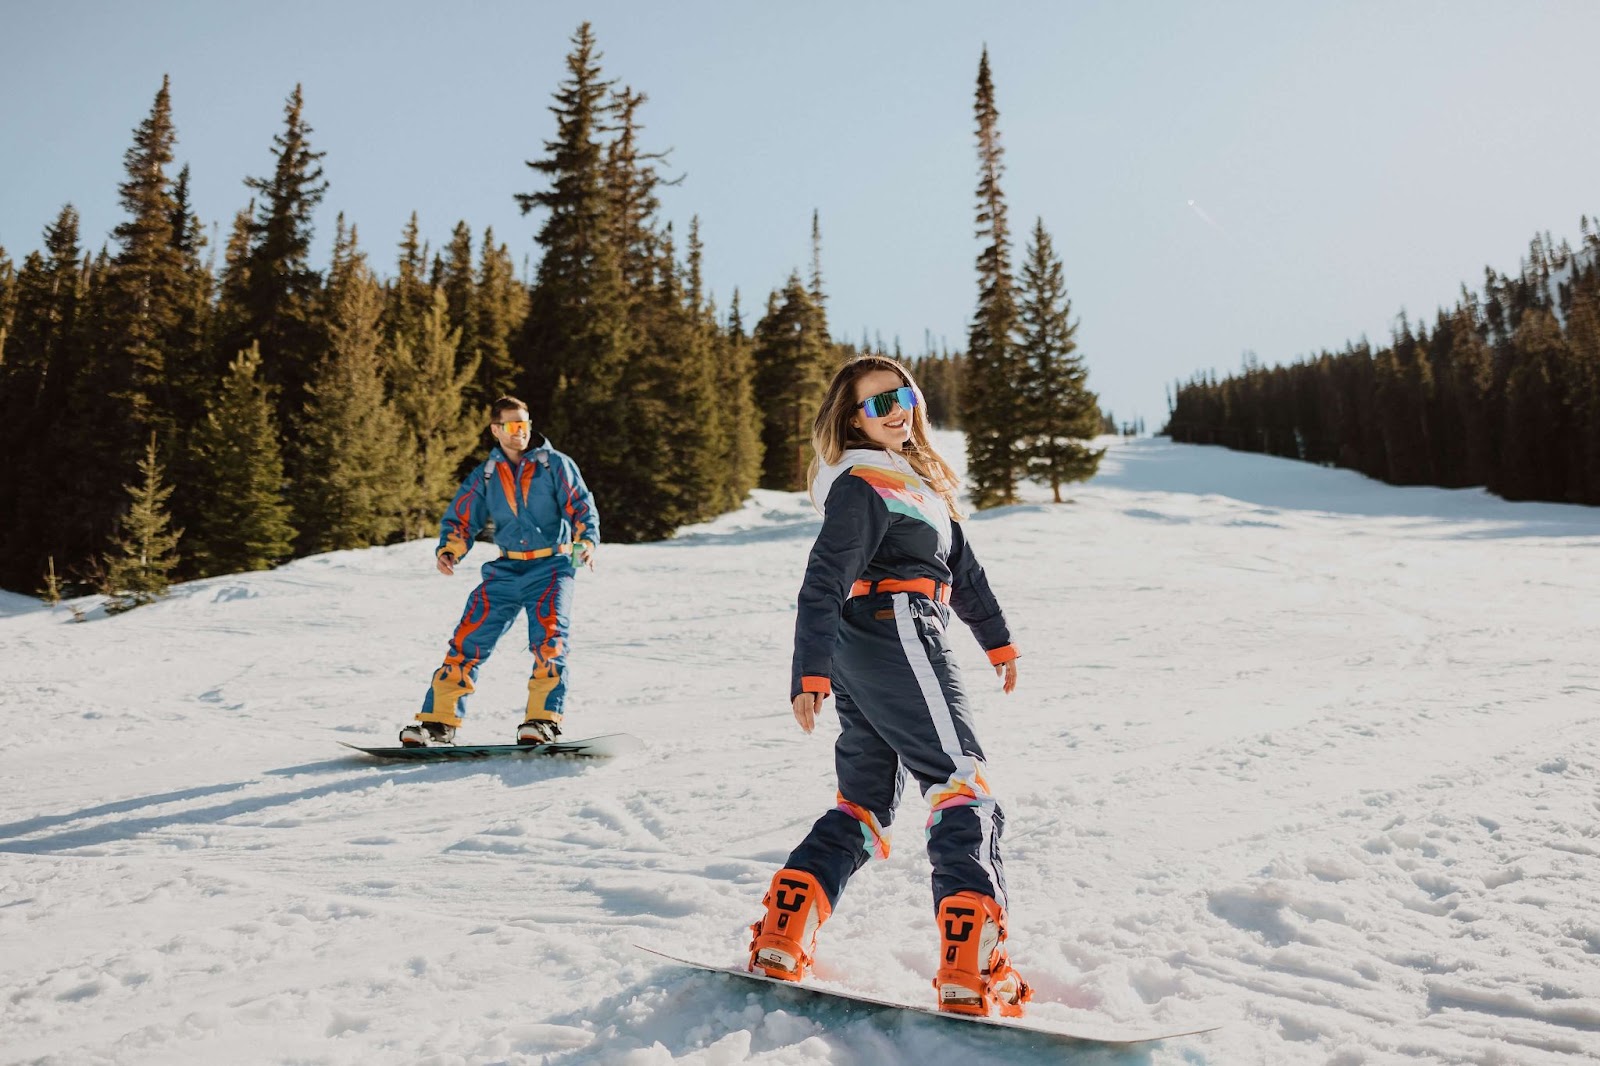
[748,868,832,981]
[934,891,1033,1017]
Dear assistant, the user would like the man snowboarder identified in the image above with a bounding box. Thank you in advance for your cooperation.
[400,396,599,747]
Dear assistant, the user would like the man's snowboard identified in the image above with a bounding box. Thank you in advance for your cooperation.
[636,945,1221,1048]
[342,732,640,761]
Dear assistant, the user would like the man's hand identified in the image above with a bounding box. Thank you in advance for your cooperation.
[436,552,457,576]
[792,692,821,734]
[994,659,1018,694]
[576,541,596,571]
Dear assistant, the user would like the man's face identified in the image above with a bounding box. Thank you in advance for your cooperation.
[491,408,533,450]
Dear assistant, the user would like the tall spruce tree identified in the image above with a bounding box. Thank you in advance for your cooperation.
[234,84,328,430]
[515,23,631,513]
[809,209,826,311]
[962,48,1026,508]
[1018,218,1102,500]
[186,343,296,575]
[103,435,183,613]
[601,90,721,537]
[100,76,188,457]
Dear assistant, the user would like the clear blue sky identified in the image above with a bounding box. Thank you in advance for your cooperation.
[4,1,1598,428]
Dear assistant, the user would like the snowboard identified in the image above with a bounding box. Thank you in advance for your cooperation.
[636,945,1221,1048]
[341,732,641,761]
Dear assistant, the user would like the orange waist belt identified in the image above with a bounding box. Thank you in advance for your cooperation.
[502,544,573,560]
[849,577,951,604]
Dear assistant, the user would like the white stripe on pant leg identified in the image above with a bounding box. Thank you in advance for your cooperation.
[891,593,1000,900]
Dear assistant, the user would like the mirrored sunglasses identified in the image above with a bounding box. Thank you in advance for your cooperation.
[857,387,918,419]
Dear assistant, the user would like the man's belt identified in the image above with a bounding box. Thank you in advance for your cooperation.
[501,544,573,560]
[849,577,951,604]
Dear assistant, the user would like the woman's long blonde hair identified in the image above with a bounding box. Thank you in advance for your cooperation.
[808,356,965,519]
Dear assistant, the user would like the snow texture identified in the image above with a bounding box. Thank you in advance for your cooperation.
[3,433,1599,1065]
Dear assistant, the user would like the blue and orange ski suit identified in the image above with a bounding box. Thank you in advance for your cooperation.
[785,447,1019,912]
[416,439,599,730]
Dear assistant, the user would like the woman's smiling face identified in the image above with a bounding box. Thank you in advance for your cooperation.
[851,368,914,450]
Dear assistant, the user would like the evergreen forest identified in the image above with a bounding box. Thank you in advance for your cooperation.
[0,26,1103,602]
[1164,226,1600,504]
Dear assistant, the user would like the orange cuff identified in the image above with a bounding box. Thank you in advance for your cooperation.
[800,675,832,697]
[438,538,468,560]
[985,645,1019,666]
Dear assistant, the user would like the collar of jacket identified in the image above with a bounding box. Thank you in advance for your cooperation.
[810,446,917,516]
[488,438,555,469]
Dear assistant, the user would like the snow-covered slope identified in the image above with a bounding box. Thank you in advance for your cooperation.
[4,435,1599,1065]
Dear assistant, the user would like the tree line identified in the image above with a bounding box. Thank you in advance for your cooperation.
[0,29,1106,606]
[961,49,1104,507]
[1164,224,1600,504]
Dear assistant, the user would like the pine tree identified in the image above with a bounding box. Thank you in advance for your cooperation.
[293,225,411,553]
[809,209,826,311]
[606,85,673,290]
[1373,315,1437,484]
[515,22,631,500]
[100,76,188,455]
[0,208,90,592]
[216,202,254,322]
[162,163,216,435]
[103,435,183,612]
[439,221,478,364]
[610,223,721,538]
[386,211,433,346]
[712,288,763,509]
[752,274,830,490]
[234,84,328,429]
[469,227,527,413]
[390,289,482,539]
[962,48,1026,508]
[38,556,62,606]
[1018,218,1102,500]
[1497,306,1569,500]
[186,343,296,575]
[599,87,721,538]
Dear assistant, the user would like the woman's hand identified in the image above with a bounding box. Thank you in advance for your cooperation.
[792,692,821,734]
[994,659,1018,694]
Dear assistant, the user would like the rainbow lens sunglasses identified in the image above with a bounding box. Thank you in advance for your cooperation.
[496,419,531,434]
[857,386,919,419]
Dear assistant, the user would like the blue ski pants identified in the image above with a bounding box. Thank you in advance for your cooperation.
[785,591,1008,912]
[418,555,574,727]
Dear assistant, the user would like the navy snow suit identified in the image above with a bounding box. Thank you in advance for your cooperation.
[785,447,1019,911]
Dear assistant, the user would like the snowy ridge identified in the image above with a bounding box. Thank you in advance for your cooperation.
[3,433,1599,1064]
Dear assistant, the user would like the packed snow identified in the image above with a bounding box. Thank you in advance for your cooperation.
[3,433,1599,1065]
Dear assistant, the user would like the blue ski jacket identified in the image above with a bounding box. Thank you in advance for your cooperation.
[791,447,1017,700]
[435,439,600,562]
